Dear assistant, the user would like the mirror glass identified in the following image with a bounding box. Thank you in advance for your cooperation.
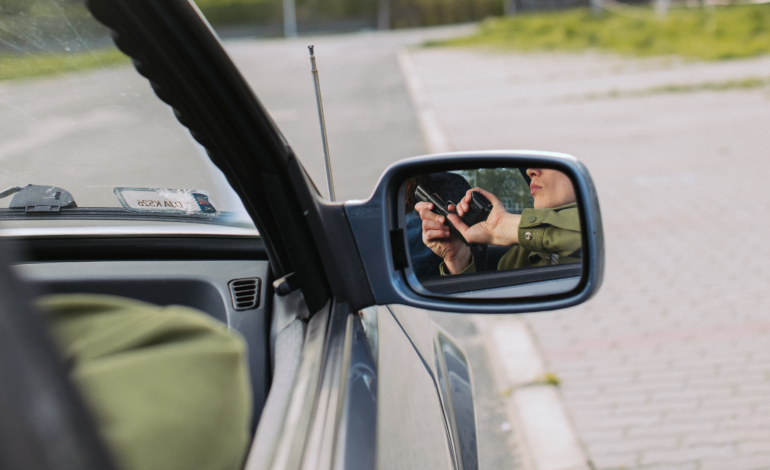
[403,166,583,299]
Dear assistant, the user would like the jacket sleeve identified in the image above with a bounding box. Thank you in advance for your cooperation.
[517,204,582,258]
[439,205,581,275]
[439,256,477,276]
[36,294,252,470]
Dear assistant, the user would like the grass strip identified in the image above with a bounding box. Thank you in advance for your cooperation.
[584,76,770,100]
[645,76,769,92]
[431,4,770,60]
[0,48,129,82]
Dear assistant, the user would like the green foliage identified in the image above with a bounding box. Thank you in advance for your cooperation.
[645,76,769,91]
[435,4,770,60]
[457,168,533,214]
[0,48,128,82]
[584,75,770,100]
[193,0,500,27]
[195,0,274,7]
[537,372,561,386]
[2,0,93,18]
[0,0,33,16]
[196,0,278,25]
[195,0,376,26]
[390,0,503,28]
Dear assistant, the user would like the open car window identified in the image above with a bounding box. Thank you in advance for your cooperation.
[0,0,256,234]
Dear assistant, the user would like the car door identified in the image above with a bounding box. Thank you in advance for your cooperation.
[0,0,473,469]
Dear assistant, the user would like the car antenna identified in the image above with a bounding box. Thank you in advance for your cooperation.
[308,45,336,201]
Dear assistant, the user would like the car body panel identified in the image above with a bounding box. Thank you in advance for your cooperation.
[333,313,377,470]
[383,304,479,470]
[376,306,456,469]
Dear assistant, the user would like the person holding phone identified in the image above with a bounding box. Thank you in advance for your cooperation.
[416,168,582,275]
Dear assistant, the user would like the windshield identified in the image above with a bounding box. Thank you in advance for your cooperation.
[0,0,257,235]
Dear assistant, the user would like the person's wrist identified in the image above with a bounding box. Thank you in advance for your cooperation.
[492,213,521,246]
[445,247,471,274]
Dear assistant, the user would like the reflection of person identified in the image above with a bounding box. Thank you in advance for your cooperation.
[416,168,581,275]
[405,173,488,277]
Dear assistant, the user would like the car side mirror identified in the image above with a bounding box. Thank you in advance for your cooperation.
[344,151,604,314]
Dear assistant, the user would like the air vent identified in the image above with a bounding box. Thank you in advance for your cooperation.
[229,278,261,311]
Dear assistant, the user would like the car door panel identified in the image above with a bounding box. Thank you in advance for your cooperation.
[434,332,478,470]
[334,314,377,470]
[376,306,455,470]
[387,304,437,367]
[385,305,478,470]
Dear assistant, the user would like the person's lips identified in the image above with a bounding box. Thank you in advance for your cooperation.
[530,184,542,196]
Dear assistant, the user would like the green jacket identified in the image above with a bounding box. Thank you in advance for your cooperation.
[440,203,582,275]
[36,294,252,470]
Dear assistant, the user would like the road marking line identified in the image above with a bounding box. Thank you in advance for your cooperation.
[397,47,593,470]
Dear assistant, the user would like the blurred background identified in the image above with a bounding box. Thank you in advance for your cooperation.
[2,0,770,469]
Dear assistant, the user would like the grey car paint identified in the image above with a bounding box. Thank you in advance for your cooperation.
[380,305,478,470]
[248,294,475,470]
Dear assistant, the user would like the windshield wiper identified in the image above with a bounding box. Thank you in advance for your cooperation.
[0,185,250,228]
[0,184,77,212]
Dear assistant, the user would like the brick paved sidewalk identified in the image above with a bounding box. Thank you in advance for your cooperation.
[406,47,770,470]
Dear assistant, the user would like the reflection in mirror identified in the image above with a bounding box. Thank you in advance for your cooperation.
[404,167,583,298]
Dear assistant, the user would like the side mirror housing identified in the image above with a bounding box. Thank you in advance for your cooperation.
[344,151,604,314]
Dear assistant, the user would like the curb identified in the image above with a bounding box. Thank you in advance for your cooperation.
[397,47,593,470]
[478,317,593,470]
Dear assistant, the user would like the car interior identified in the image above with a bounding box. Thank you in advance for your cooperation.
[0,0,355,461]
[10,234,275,437]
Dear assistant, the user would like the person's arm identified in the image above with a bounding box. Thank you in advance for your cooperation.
[37,294,252,470]
[439,256,477,276]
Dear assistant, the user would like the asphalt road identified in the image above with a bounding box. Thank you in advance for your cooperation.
[0,27,463,209]
[223,27,470,201]
[0,64,246,213]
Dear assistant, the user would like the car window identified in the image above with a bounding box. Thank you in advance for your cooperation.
[0,0,256,234]
[454,168,534,214]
